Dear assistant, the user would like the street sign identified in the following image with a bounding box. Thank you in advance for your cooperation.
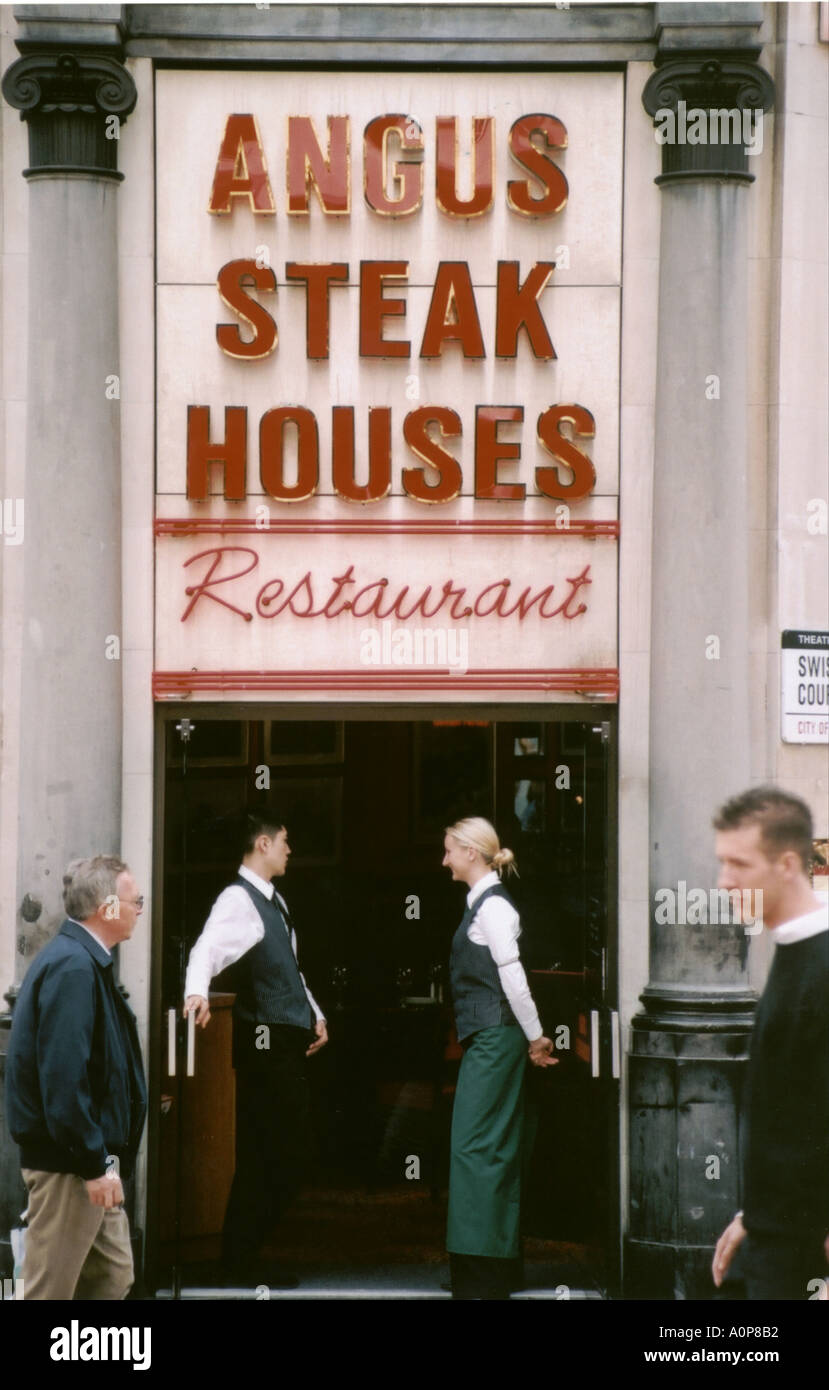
[781,630,829,743]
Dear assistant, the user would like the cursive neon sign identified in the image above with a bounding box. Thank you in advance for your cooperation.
[179,546,593,625]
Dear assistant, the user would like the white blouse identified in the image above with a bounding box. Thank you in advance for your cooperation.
[465,871,543,1042]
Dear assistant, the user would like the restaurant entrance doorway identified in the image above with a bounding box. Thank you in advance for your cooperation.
[147,709,619,1296]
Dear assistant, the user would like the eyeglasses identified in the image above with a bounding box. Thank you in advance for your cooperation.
[120,896,144,910]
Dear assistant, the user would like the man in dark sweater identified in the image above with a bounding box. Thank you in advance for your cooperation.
[5,855,148,1299]
[711,787,829,1300]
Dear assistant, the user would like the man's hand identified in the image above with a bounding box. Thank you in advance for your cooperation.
[86,1174,124,1208]
[712,1214,747,1287]
[306,1020,328,1057]
[528,1036,559,1068]
[184,995,211,1028]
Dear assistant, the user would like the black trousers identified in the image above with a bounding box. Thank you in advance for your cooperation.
[721,1231,827,1301]
[221,1022,311,1272]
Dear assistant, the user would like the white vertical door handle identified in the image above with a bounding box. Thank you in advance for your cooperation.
[186,1006,196,1077]
[590,1009,600,1079]
[610,1010,620,1079]
[167,1008,176,1077]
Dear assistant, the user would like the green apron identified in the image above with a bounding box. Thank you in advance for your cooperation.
[447,1022,528,1259]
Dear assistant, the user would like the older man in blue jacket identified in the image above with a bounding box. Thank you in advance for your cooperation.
[5,855,147,1299]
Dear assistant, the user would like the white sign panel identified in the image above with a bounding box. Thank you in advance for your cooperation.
[154,498,618,696]
[154,70,623,700]
[781,630,829,743]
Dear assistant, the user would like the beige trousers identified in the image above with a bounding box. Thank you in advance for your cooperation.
[20,1168,134,1300]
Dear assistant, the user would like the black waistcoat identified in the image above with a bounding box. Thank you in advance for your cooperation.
[232,876,313,1032]
[450,882,518,1042]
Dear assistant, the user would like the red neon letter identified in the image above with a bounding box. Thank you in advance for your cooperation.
[208,115,275,215]
[216,260,278,360]
[536,405,596,501]
[187,406,247,500]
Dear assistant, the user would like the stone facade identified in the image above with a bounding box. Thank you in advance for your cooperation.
[0,3,826,1297]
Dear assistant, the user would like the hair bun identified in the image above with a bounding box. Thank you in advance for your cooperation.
[492,847,517,877]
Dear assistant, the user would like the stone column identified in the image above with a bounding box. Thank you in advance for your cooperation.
[626,55,774,1298]
[1,48,136,987]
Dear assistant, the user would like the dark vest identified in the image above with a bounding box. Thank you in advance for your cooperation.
[450,882,519,1042]
[232,875,313,1032]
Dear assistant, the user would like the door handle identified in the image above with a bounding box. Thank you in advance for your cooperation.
[610,1009,620,1079]
[588,1009,621,1081]
[167,1008,176,1077]
[186,1006,196,1077]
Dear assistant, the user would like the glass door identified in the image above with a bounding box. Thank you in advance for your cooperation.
[154,717,251,1294]
[495,717,619,1294]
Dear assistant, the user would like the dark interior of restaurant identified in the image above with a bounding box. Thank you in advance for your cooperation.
[154,715,615,1292]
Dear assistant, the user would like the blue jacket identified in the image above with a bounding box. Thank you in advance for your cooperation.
[5,920,147,1180]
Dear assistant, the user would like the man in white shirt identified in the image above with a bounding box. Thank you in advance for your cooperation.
[184,812,327,1287]
[710,786,829,1300]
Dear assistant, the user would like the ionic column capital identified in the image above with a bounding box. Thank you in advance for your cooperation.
[1,50,137,180]
[642,56,775,185]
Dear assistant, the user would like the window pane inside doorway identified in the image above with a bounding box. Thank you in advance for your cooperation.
[413,722,493,839]
[267,721,344,763]
[166,719,247,766]
[514,779,545,833]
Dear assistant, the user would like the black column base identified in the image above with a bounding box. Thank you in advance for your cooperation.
[625,1006,755,1300]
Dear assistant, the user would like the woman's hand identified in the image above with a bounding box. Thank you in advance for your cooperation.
[528,1035,559,1068]
[712,1214,747,1287]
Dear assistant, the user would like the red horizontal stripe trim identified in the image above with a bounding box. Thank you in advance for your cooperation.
[153,668,619,697]
[154,517,619,538]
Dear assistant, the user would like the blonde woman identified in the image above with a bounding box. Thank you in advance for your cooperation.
[443,817,557,1300]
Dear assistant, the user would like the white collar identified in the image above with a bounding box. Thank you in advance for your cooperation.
[239,864,275,900]
[467,870,500,908]
[771,902,828,945]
